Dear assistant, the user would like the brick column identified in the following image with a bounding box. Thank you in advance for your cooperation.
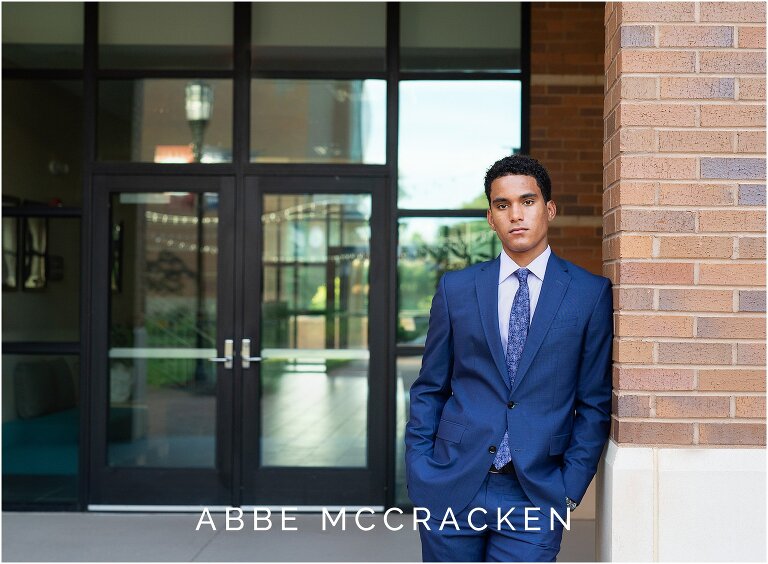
[530,2,605,275]
[601,2,766,560]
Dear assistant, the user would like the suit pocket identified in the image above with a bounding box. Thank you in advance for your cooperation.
[551,316,578,329]
[436,419,466,444]
[549,433,571,455]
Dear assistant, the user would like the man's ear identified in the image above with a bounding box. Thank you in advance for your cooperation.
[486,207,495,230]
[546,200,557,221]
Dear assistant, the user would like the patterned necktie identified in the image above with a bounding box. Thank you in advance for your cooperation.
[493,267,531,469]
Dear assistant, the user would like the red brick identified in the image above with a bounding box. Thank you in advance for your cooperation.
[699,211,765,233]
[659,289,734,312]
[604,234,653,259]
[737,343,766,365]
[699,264,765,286]
[699,423,765,446]
[619,128,655,152]
[656,395,730,418]
[618,209,696,233]
[659,130,733,152]
[660,77,735,99]
[614,367,696,391]
[614,420,694,445]
[698,369,766,391]
[658,236,733,259]
[700,51,766,74]
[613,287,654,310]
[618,262,695,284]
[618,102,697,127]
[738,26,767,48]
[613,393,652,417]
[614,339,654,363]
[697,316,766,339]
[618,50,696,73]
[735,396,766,418]
[657,183,735,206]
[617,314,694,337]
[657,342,732,365]
[612,181,657,207]
[621,3,695,22]
[700,104,766,127]
[659,25,734,47]
[738,237,766,259]
[739,78,766,100]
[619,156,697,180]
[619,76,657,100]
[737,131,767,153]
[701,2,766,23]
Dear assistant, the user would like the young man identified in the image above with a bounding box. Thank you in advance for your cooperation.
[405,155,612,562]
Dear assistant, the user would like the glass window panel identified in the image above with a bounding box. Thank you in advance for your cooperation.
[2,354,79,505]
[251,79,386,164]
[395,354,422,507]
[398,81,522,209]
[261,194,370,467]
[398,217,498,345]
[99,2,232,70]
[2,2,83,69]
[98,79,232,163]
[108,192,219,468]
[400,2,522,71]
[2,218,80,341]
[3,80,83,206]
[252,2,385,71]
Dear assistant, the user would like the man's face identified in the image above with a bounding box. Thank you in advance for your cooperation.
[486,174,556,266]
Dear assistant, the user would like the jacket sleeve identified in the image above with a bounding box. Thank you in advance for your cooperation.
[404,272,454,460]
[562,277,613,503]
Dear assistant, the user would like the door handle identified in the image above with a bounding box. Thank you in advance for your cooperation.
[209,339,233,369]
[241,338,262,368]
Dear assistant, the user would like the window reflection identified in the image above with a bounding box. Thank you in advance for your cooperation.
[2,2,83,69]
[2,218,80,342]
[251,79,386,164]
[251,2,385,71]
[261,194,371,467]
[98,79,232,163]
[2,354,80,504]
[400,2,522,71]
[398,217,498,344]
[398,81,522,210]
[108,192,218,468]
[99,2,233,70]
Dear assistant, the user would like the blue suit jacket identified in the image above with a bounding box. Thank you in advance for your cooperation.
[405,252,612,516]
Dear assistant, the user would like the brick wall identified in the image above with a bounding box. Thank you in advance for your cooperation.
[530,2,605,274]
[604,1,766,447]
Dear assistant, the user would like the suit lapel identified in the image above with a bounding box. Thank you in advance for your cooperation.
[475,257,510,388]
[510,253,571,395]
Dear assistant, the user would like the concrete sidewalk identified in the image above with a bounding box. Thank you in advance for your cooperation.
[2,512,595,561]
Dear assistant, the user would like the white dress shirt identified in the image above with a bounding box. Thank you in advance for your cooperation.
[497,245,551,351]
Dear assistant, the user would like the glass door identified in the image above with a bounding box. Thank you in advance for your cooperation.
[89,175,235,506]
[240,176,387,506]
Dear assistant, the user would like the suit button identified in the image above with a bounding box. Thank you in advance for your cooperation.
[489,446,497,454]
[507,401,516,409]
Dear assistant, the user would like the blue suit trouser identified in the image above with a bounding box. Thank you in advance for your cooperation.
[418,471,565,562]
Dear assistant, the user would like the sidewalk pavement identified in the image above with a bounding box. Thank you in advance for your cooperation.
[2,512,595,561]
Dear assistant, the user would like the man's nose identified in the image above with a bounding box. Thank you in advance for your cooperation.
[507,204,524,221]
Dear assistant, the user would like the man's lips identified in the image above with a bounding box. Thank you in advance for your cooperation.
[508,228,528,234]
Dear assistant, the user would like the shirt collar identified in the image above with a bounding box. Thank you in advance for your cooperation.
[498,245,551,285]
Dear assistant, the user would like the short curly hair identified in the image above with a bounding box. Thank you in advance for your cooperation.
[484,154,552,205]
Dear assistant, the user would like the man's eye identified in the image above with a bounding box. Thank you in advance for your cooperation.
[523,200,534,205]
[497,204,508,209]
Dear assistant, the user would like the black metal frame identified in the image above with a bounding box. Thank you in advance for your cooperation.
[2,1,530,511]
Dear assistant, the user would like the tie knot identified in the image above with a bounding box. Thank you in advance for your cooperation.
[515,268,530,283]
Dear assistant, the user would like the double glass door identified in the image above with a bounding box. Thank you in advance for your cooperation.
[89,175,386,507]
